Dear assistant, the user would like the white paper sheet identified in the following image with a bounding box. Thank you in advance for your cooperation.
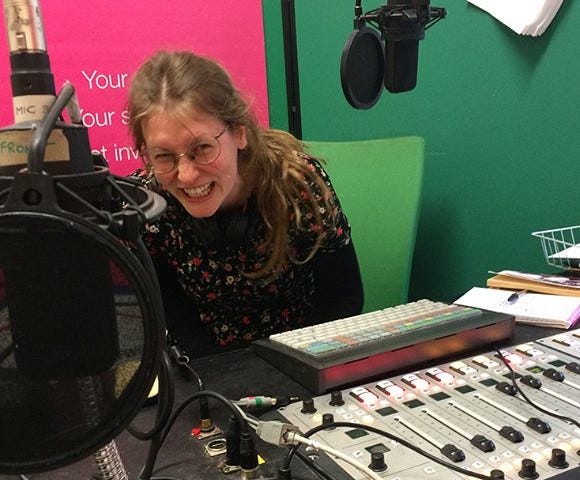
[454,287,580,328]
[468,0,564,36]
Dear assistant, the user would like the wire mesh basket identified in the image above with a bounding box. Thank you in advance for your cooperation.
[532,225,580,271]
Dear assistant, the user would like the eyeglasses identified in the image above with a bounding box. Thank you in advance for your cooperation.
[142,126,228,175]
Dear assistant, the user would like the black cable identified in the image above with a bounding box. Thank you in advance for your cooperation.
[162,390,248,444]
[282,421,498,480]
[495,349,580,428]
[127,349,175,440]
[167,341,205,391]
[242,406,331,480]
[138,422,166,480]
[132,238,206,395]
[136,390,248,480]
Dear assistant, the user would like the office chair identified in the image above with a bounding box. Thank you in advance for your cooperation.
[305,137,424,313]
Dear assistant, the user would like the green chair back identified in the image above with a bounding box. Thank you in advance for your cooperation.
[305,137,424,313]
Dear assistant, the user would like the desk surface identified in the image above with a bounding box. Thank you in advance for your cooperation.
[1,323,577,480]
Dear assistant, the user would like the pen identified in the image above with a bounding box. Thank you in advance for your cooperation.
[507,290,527,303]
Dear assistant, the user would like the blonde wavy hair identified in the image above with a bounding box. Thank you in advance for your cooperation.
[127,50,337,278]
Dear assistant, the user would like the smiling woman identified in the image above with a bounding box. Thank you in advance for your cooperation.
[127,50,364,356]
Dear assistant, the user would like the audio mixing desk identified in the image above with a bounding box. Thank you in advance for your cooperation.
[269,330,580,480]
[6,328,579,480]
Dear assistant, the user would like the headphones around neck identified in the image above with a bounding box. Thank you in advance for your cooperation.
[188,211,250,249]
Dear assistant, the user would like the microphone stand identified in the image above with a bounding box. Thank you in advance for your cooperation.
[94,441,129,480]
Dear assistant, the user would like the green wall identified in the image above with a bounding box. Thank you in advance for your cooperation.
[262,1,580,303]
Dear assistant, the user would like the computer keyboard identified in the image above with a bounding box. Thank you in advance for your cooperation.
[252,299,515,394]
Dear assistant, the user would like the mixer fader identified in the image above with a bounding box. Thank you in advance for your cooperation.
[273,333,580,479]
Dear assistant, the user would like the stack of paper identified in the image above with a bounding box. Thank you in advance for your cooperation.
[468,0,564,37]
[454,287,580,329]
[487,270,580,297]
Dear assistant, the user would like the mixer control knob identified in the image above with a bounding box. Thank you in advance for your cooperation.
[329,390,345,406]
[322,413,335,429]
[490,469,505,479]
[548,448,569,469]
[368,451,387,472]
[518,458,539,479]
[300,398,316,414]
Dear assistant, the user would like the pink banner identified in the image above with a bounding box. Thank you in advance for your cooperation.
[0,1,269,175]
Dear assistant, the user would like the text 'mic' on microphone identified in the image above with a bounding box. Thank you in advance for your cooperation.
[340,0,446,109]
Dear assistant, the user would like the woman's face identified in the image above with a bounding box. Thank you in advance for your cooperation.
[142,110,248,218]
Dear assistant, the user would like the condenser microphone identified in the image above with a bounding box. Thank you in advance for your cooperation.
[0,0,164,234]
[0,2,167,472]
[2,0,93,175]
[4,0,56,123]
[382,0,425,93]
[340,0,446,108]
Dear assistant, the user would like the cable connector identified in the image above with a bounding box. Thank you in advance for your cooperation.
[255,420,300,446]
[236,396,277,409]
[239,431,260,479]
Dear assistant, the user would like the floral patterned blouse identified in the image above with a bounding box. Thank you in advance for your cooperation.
[133,154,354,347]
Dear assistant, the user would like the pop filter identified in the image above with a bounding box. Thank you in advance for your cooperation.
[341,1,447,107]
[0,76,166,474]
[0,201,164,473]
[340,24,385,110]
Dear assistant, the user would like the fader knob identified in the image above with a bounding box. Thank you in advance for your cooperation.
[329,390,345,406]
[565,361,580,374]
[495,381,517,396]
[520,375,542,389]
[300,398,316,414]
[548,448,569,469]
[368,451,387,472]
[518,458,539,480]
[542,368,565,382]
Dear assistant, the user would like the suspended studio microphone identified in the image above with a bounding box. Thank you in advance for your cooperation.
[382,0,431,94]
[0,87,166,471]
[340,0,446,109]
[0,0,165,236]
[0,0,166,380]
[0,1,166,474]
